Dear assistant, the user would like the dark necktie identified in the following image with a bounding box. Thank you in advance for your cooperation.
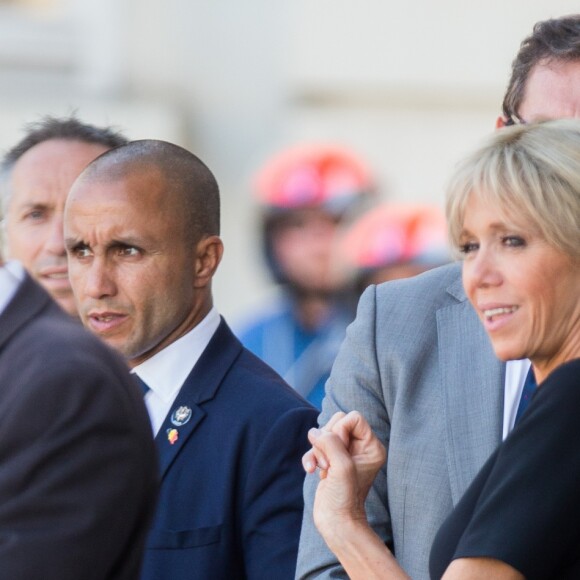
[133,375,150,397]
[514,366,536,425]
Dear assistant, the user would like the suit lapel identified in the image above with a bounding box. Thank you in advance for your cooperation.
[0,274,54,350]
[437,274,504,504]
[155,318,243,479]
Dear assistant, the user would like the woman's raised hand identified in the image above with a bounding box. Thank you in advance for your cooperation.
[302,411,386,535]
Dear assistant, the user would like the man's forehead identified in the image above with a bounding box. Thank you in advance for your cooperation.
[84,155,164,182]
[9,140,110,203]
[66,171,178,227]
[76,161,165,195]
[520,59,580,121]
[14,139,108,169]
[64,202,155,242]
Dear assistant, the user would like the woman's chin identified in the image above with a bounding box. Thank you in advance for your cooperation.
[491,343,527,363]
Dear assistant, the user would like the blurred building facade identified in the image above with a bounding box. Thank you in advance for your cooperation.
[0,0,576,318]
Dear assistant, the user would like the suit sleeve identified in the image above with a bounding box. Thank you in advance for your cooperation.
[0,338,155,580]
[296,285,393,579]
[241,404,319,580]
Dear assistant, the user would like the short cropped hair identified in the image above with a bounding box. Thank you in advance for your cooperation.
[0,115,128,218]
[446,119,580,260]
[80,139,220,243]
[502,15,580,122]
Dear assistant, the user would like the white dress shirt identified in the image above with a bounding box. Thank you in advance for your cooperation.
[503,358,533,439]
[132,307,220,435]
[0,261,24,317]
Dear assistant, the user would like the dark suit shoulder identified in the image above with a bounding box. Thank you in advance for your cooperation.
[0,277,157,580]
[1,296,146,429]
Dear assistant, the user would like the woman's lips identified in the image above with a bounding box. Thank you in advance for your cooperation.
[479,304,519,332]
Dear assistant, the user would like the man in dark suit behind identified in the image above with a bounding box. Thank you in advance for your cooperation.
[0,256,157,579]
[63,139,318,580]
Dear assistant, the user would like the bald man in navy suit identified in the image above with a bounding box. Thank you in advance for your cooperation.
[0,256,157,579]
[64,139,318,580]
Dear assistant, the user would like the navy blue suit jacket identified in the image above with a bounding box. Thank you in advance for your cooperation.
[141,318,318,580]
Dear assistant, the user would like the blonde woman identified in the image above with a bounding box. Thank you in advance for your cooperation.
[305,119,580,579]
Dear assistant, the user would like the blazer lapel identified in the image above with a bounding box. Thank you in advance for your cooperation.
[155,318,243,479]
[437,274,504,504]
[0,274,54,350]
[155,404,206,478]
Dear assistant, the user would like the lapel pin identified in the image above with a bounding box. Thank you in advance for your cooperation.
[167,428,179,445]
[171,405,192,427]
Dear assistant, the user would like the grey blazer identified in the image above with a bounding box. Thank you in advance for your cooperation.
[296,262,505,580]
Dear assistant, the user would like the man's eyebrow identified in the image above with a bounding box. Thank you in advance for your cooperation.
[64,237,145,252]
[64,238,88,251]
[16,202,50,210]
[110,237,142,246]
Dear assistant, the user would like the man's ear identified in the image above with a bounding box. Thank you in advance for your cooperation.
[193,235,224,288]
[495,116,508,129]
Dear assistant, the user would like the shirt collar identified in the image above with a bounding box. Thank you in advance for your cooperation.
[0,260,25,316]
[132,307,220,402]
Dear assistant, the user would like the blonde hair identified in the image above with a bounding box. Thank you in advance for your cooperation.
[446,119,580,260]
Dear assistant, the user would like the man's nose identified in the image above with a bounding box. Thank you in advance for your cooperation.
[45,214,66,256]
[84,258,117,300]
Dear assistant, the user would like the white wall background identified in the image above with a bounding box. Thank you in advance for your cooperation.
[0,0,577,319]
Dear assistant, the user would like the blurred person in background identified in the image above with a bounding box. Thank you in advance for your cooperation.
[238,143,374,408]
[338,202,449,298]
[297,14,580,580]
[0,115,128,317]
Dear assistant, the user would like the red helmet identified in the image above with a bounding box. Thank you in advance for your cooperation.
[340,203,449,271]
[254,143,373,214]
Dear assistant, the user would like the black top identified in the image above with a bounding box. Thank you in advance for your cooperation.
[430,358,580,580]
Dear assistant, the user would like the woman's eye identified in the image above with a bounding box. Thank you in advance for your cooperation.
[458,242,478,254]
[502,236,526,248]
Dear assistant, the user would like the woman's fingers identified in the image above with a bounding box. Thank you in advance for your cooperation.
[332,411,386,463]
[302,411,348,474]
[302,410,387,481]
[332,411,372,443]
[302,448,318,473]
[322,411,347,432]
[308,427,354,471]
[307,428,332,478]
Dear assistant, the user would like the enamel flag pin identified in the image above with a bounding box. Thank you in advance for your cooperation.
[167,428,179,445]
[171,405,192,427]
